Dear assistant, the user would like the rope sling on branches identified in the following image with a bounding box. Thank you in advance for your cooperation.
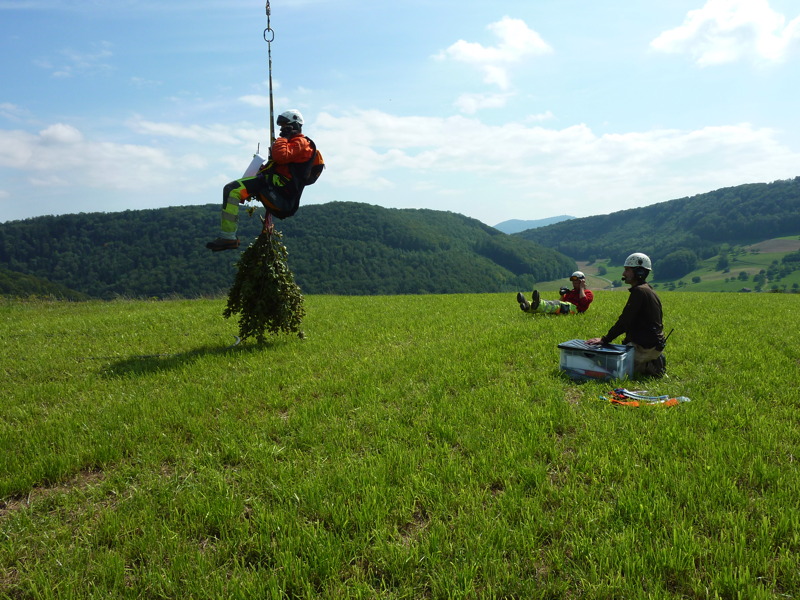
[223,0,306,343]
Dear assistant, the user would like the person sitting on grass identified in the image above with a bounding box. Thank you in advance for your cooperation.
[586,252,666,377]
[516,271,594,315]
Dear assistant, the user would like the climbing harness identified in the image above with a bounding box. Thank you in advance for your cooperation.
[600,388,691,408]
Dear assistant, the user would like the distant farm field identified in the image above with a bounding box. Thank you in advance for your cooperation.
[1,292,799,598]
[572,236,800,294]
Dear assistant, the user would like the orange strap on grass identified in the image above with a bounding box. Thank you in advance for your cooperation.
[610,397,680,408]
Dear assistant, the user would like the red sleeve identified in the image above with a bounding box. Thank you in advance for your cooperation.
[271,135,313,164]
[573,289,594,313]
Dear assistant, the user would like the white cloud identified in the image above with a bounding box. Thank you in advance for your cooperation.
[130,76,162,88]
[239,94,270,108]
[0,130,36,169]
[524,111,555,123]
[0,1,277,13]
[237,94,295,121]
[2,108,798,224]
[126,116,257,145]
[651,0,800,66]
[435,16,553,90]
[35,41,114,78]
[312,109,800,219]
[0,124,177,188]
[0,115,273,222]
[39,123,83,145]
[0,102,31,123]
[454,92,512,115]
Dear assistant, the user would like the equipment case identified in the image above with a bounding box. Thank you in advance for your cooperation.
[558,339,634,381]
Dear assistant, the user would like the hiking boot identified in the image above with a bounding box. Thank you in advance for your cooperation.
[643,354,667,378]
[206,238,240,252]
[531,290,540,310]
[655,354,667,377]
[516,292,530,311]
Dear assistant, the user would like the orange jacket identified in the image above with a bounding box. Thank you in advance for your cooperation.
[269,134,314,179]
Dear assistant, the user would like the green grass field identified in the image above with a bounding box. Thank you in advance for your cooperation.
[1,291,799,598]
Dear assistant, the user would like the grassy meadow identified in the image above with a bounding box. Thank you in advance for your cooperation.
[1,290,799,598]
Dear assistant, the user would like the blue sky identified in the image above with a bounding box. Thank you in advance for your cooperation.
[2,0,799,227]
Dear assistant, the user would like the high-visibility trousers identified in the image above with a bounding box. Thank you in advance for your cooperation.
[528,299,580,315]
[219,174,291,238]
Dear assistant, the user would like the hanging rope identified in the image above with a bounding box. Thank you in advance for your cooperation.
[264,1,276,144]
[262,0,275,233]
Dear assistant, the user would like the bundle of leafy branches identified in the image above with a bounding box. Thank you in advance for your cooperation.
[223,226,305,343]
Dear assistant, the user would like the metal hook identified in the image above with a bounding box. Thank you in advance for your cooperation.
[264,0,274,43]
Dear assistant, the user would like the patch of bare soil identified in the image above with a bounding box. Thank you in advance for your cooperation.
[745,238,800,253]
[0,469,105,519]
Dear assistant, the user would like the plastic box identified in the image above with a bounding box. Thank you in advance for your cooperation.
[557,339,634,381]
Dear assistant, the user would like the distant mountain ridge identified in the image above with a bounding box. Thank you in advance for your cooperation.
[493,215,574,234]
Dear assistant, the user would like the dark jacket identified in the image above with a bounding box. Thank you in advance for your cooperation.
[601,283,665,349]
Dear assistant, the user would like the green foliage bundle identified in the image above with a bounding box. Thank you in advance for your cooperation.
[223,228,305,343]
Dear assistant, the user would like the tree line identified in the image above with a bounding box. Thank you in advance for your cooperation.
[0,202,576,299]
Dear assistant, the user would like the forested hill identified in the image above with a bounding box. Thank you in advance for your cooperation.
[516,177,800,269]
[0,268,90,300]
[0,201,575,299]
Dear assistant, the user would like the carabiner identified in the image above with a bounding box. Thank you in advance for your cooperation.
[264,0,274,43]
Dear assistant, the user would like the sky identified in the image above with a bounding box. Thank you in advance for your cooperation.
[1,0,800,227]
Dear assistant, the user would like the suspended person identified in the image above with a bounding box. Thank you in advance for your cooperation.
[206,109,315,251]
[516,271,594,315]
[586,253,667,377]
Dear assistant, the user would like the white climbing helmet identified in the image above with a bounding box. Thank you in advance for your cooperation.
[571,271,585,279]
[276,109,304,126]
[624,252,652,271]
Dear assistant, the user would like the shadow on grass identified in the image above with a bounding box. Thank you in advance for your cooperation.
[555,370,666,385]
[101,338,287,378]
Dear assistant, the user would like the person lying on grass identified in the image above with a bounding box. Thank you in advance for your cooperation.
[516,271,594,315]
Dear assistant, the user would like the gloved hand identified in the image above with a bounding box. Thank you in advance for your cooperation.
[559,287,570,296]
[279,124,298,138]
